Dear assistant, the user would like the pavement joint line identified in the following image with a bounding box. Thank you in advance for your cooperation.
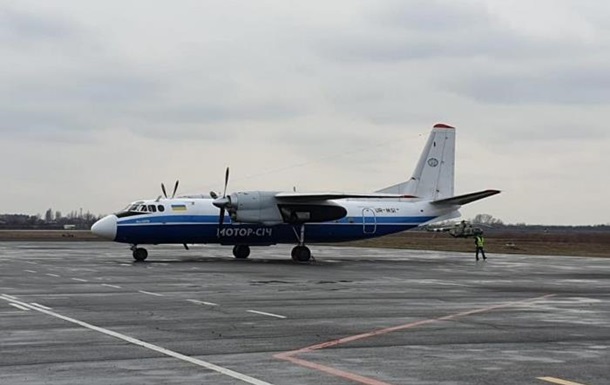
[0,294,276,385]
[274,293,556,385]
[101,284,122,289]
[138,290,164,297]
[538,377,588,385]
[247,310,287,319]
[186,299,218,306]
[71,278,88,282]
[9,303,30,311]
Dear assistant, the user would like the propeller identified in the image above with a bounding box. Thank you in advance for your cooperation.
[161,180,180,199]
[212,167,231,228]
[171,180,179,198]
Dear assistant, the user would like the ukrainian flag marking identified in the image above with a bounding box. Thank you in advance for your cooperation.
[171,204,187,211]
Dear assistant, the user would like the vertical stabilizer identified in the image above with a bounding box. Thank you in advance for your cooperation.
[377,123,455,200]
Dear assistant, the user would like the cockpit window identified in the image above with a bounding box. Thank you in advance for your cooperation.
[147,205,157,212]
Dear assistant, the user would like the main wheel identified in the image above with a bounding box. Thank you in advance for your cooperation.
[291,246,311,262]
[233,245,250,259]
[132,248,148,262]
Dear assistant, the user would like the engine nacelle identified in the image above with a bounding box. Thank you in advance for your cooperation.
[228,191,283,225]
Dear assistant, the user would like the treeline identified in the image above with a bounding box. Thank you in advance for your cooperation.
[0,210,103,230]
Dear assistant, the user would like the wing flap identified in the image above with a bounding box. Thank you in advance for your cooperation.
[431,189,500,206]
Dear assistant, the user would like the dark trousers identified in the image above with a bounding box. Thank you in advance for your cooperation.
[476,247,486,260]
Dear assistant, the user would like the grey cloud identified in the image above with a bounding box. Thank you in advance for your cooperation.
[0,6,77,41]
[447,66,610,105]
[315,1,602,64]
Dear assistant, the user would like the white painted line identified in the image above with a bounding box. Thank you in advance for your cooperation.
[46,274,61,278]
[119,264,131,266]
[71,278,88,282]
[29,303,52,310]
[187,299,218,307]
[538,377,588,385]
[247,310,287,319]
[25,261,38,265]
[25,270,37,273]
[138,290,164,297]
[3,294,18,300]
[9,303,30,311]
[0,295,275,385]
[101,284,122,289]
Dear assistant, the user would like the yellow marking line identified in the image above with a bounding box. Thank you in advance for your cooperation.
[538,377,588,385]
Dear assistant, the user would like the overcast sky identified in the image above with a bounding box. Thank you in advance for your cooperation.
[1,0,609,225]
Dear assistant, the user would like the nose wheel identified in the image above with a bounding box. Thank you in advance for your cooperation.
[131,245,148,262]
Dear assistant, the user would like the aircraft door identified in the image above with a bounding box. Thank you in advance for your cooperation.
[362,208,377,234]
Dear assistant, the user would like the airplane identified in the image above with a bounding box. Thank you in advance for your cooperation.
[426,220,485,238]
[91,123,500,262]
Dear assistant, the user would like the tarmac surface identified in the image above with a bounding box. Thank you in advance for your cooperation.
[0,242,608,385]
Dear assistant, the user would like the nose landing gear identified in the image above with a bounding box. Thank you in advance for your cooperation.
[131,245,148,262]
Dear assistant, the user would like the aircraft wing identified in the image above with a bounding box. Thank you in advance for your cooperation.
[431,189,500,206]
[274,192,417,201]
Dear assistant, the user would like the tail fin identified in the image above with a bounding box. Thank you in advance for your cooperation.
[377,123,455,200]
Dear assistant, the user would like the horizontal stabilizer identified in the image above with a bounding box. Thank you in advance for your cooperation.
[431,189,500,206]
[275,192,417,202]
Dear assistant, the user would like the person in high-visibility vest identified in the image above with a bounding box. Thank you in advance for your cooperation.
[475,234,486,261]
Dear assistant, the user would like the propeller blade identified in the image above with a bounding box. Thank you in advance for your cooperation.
[171,180,179,198]
[219,208,225,228]
[222,167,230,197]
[161,183,168,198]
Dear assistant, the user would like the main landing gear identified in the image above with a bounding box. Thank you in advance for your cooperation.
[131,245,148,262]
[291,224,312,262]
[232,245,251,259]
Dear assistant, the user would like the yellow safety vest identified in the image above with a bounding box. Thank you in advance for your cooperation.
[476,236,485,247]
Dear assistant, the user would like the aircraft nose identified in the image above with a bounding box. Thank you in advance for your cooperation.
[91,215,117,240]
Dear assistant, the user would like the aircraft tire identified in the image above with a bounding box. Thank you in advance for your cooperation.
[233,245,250,259]
[291,246,311,262]
[133,248,148,262]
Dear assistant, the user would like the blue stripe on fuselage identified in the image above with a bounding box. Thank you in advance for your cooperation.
[114,215,435,245]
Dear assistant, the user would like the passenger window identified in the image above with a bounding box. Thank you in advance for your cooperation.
[158,205,165,212]
[148,205,156,212]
